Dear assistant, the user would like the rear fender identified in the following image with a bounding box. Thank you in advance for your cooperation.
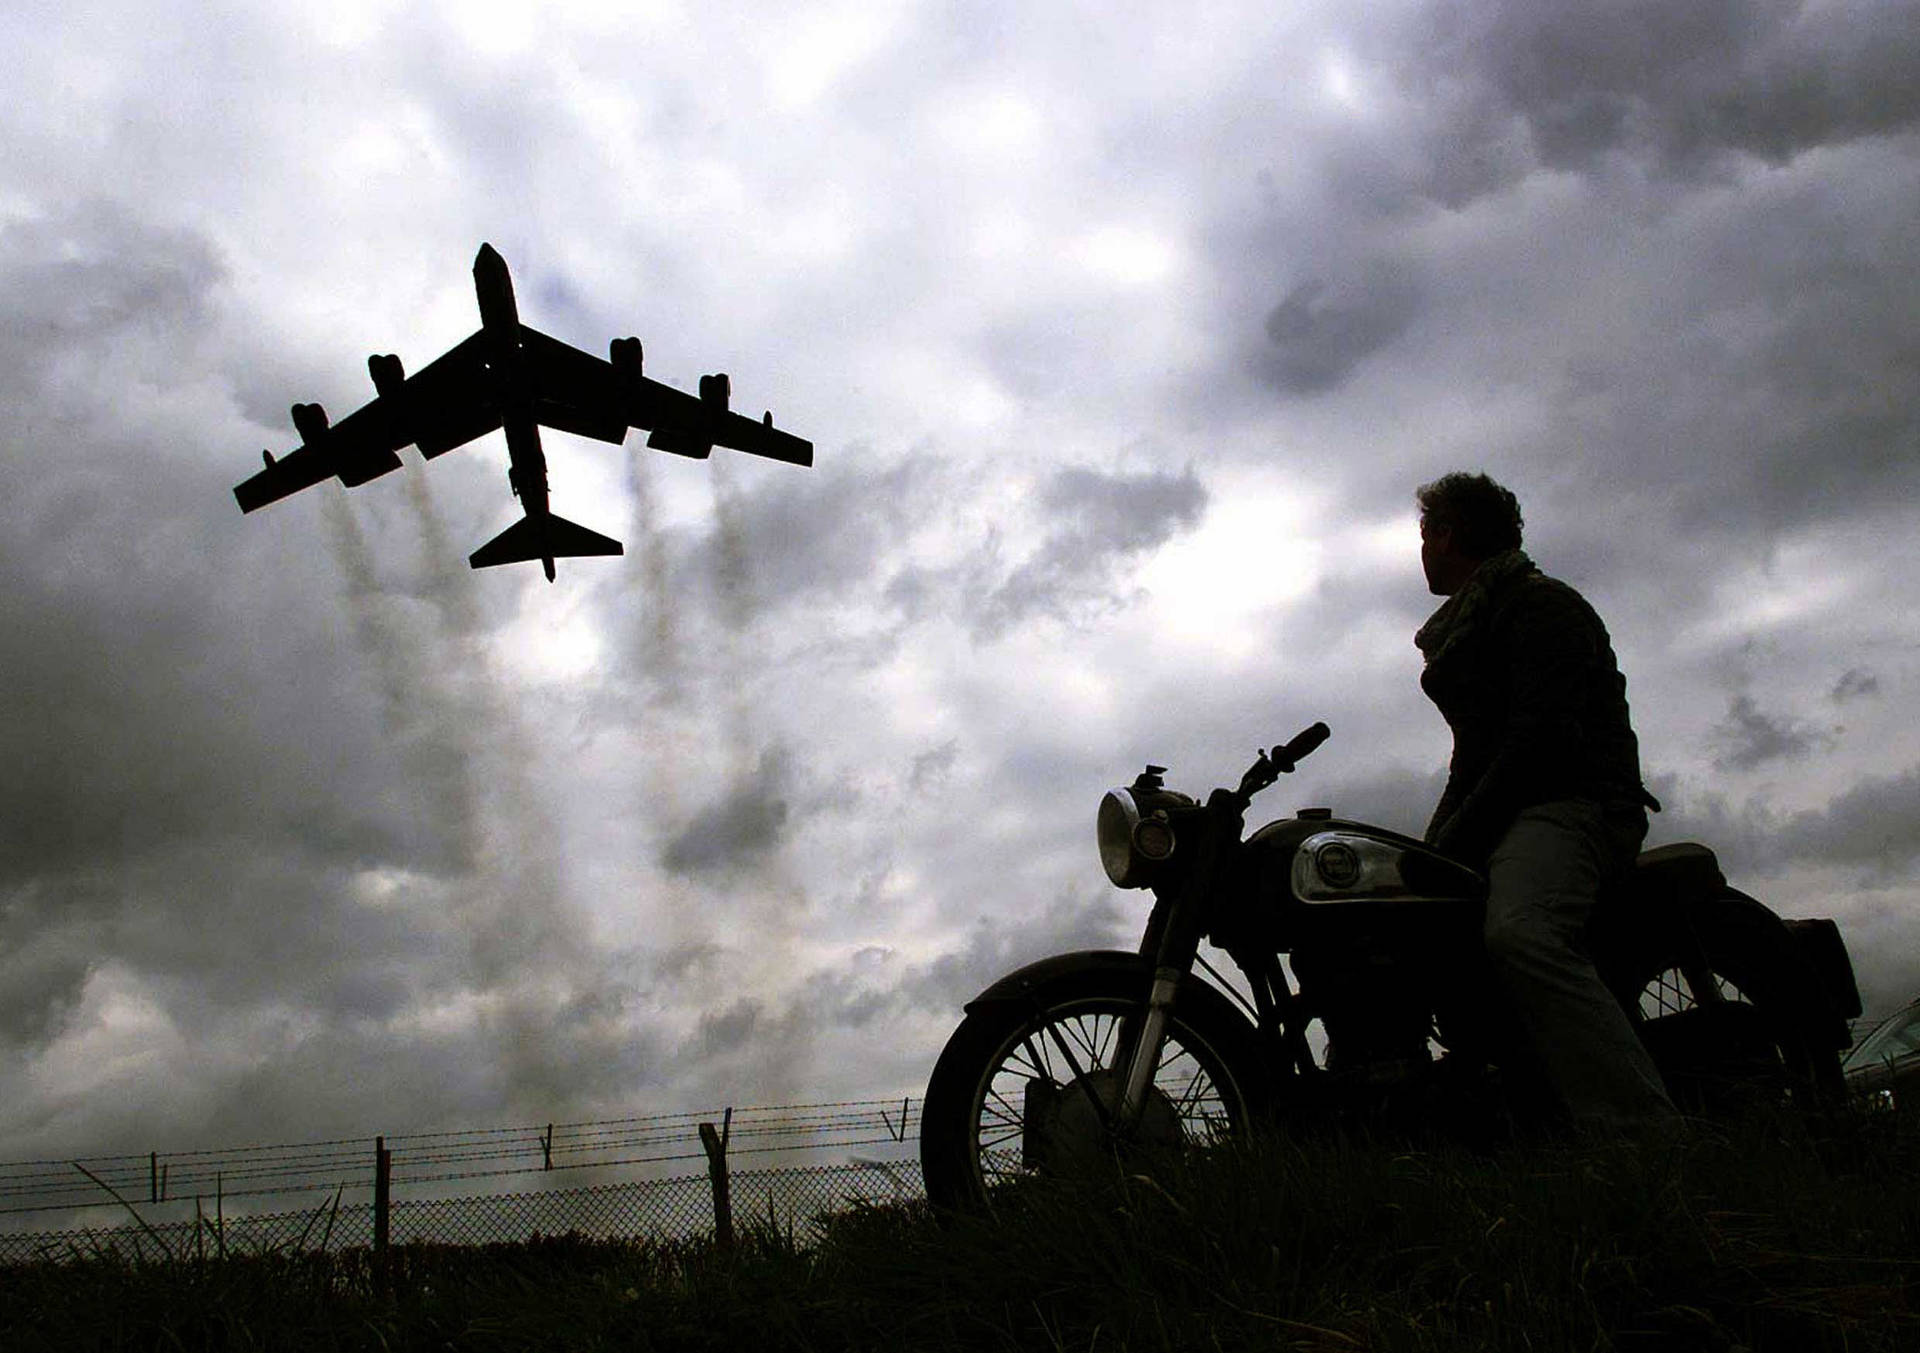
[1597,888,1856,1052]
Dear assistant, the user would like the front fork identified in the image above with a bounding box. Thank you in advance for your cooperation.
[1112,790,1243,1130]
[1114,968,1184,1124]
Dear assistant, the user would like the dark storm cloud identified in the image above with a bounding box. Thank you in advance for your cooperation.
[0,909,93,1048]
[1779,768,1920,877]
[0,209,413,894]
[621,454,931,699]
[660,746,793,875]
[1201,0,1920,544]
[185,997,673,1144]
[1657,764,1920,883]
[685,884,1134,1076]
[972,464,1208,639]
[1708,693,1838,771]
[897,886,1131,1015]
[908,739,960,793]
[1260,262,1425,396]
[1832,668,1879,703]
[691,454,929,614]
[1228,113,1920,555]
[323,493,485,876]
[0,203,220,401]
[1402,0,1920,192]
[692,998,762,1057]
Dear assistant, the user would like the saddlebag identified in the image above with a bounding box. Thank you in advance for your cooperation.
[1784,916,1864,1035]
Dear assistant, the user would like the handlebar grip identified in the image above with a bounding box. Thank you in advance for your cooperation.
[1271,722,1330,770]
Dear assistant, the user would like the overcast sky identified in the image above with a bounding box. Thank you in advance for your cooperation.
[3,0,1918,1161]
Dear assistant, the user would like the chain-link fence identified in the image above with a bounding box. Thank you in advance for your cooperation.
[0,1100,924,1267]
[0,1160,925,1266]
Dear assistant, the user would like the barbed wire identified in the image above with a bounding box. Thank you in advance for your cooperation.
[0,1097,921,1218]
[0,1159,931,1268]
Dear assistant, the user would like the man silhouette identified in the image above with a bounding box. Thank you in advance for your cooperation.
[1415,472,1675,1130]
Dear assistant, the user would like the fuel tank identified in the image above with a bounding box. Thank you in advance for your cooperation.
[1215,811,1485,951]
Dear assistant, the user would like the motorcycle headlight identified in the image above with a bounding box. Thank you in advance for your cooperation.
[1098,788,1142,887]
[1098,788,1175,888]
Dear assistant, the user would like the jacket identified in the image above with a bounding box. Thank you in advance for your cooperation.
[1420,561,1648,866]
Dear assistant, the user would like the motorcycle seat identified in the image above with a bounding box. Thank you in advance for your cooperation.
[1631,842,1725,905]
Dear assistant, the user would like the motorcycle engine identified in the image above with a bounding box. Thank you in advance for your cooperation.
[1291,947,1435,1080]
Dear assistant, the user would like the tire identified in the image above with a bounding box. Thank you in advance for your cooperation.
[919,965,1265,1213]
[1605,889,1846,1116]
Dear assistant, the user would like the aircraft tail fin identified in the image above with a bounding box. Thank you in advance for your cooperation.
[468,513,624,578]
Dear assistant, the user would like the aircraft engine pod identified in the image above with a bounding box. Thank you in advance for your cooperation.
[368,353,405,399]
[699,372,730,410]
[290,402,330,445]
[609,336,643,377]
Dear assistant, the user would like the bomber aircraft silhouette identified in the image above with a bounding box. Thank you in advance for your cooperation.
[233,243,812,580]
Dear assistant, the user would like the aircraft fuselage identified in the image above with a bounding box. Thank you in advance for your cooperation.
[474,245,554,538]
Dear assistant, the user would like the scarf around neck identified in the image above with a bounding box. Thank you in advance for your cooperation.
[1414,548,1536,667]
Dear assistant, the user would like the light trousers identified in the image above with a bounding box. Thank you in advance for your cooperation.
[1484,800,1678,1129]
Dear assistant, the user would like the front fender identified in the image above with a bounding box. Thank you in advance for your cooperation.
[962,949,1151,1013]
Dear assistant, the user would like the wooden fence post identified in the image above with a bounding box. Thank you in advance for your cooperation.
[698,1107,733,1251]
[373,1136,391,1256]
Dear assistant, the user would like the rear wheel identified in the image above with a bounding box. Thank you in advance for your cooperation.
[1609,890,1844,1115]
[919,966,1264,1213]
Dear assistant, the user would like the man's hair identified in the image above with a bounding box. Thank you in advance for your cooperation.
[1416,472,1523,560]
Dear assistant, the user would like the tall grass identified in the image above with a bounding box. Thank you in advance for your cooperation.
[6,1107,1915,1351]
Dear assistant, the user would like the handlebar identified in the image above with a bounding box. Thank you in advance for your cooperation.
[1271,721,1330,770]
[1233,722,1331,802]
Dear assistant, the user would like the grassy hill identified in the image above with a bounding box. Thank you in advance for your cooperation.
[6,1108,1915,1351]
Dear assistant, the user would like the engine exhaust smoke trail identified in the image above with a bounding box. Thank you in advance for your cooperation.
[402,460,481,641]
[326,486,624,1124]
[707,460,809,1108]
[322,491,481,876]
[625,445,681,702]
[623,446,706,986]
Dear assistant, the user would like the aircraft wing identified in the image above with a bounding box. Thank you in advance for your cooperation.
[518,326,814,466]
[235,322,811,516]
[401,332,507,458]
[233,398,413,512]
[233,332,507,512]
[233,440,337,512]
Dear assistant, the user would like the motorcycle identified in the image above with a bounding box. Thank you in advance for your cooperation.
[919,724,1863,1211]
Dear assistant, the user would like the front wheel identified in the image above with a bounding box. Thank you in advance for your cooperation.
[919,963,1265,1213]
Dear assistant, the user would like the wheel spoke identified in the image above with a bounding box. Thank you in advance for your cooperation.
[978,1122,1024,1152]
[1170,1065,1209,1117]
[1064,1015,1108,1068]
[940,993,1250,1208]
[982,1085,1025,1129]
[1639,965,1754,1021]
[1631,953,1807,1117]
[1042,1017,1114,1129]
